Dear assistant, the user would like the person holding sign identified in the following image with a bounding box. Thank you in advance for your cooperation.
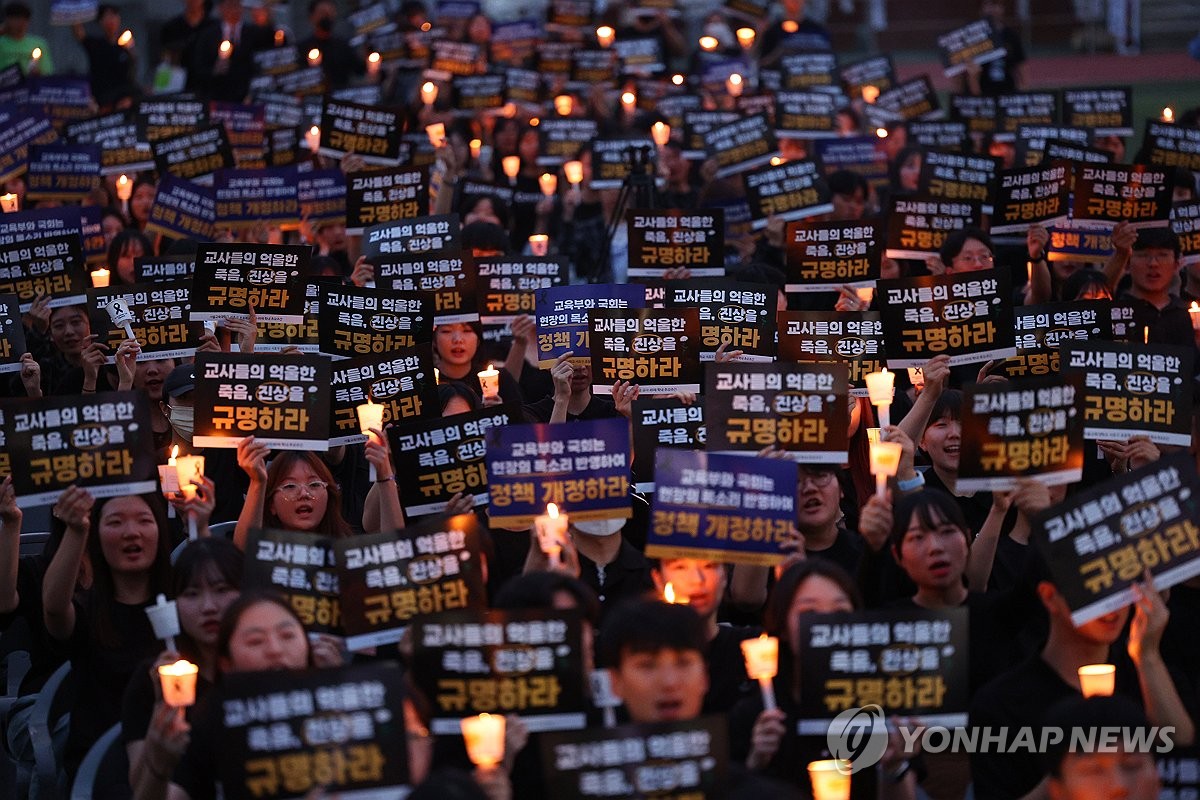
[435,322,521,405]
[1105,227,1197,346]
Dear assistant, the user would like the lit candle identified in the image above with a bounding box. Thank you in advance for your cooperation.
[1078,664,1116,697]
[596,25,615,49]
[620,91,636,114]
[563,160,584,192]
[864,368,894,428]
[175,453,205,539]
[1190,301,1200,332]
[356,400,385,482]
[875,127,888,139]
[420,81,438,106]
[307,47,322,67]
[158,444,182,496]
[651,121,670,147]
[305,125,321,154]
[698,35,719,52]
[501,102,517,118]
[740,634,779,711]
[106,297,137,341]
[1027,260,1034,286]
[554,94,573,116]
[116,174,133,202]
[367,51,381,77]
[502,155,520,185]
[534,503,568,567]
[663,582,689,604]
[869,441,903,499]
[478,363,501,399]
[274,29,286,46]
[218,39,232,60]
[726,73,744,97]
[27,47,40,73]
[862,85,880,104]
[808,760,852,800]
[462,714,505,768]
[1144,325,1150,345]
[770,156,784,166]
[118,30,133,48]
[145,593,181,652]
[91,268,110,288]
[1162,106,1175,123]
[469,138,482,160]
[158,660,200,708]
[528,234,549,256]
[0,193,17,213]
[529,117,540,127]
[854,287,874,307]
[736,27,756,49]
[866,427,881,446]
[425,122,446,148]
[539,173,557,197]
[782,20,800,33]
[671,73,685,86]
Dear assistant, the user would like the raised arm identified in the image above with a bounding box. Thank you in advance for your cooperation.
[0,477,22,614]
[42,487,95,641]
[233,437,271,551]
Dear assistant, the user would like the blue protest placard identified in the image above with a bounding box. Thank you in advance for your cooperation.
[534,283,645,367]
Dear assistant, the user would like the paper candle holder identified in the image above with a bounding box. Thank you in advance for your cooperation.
[1078,664,1115,697]
[808,760,852,800]
[159,660,199,707]
[534,503,568,565]
[478,364,500,399]
[528,235,549,256]
[462,714,505,768]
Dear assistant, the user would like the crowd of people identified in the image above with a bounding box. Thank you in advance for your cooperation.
[0,0,1198,799]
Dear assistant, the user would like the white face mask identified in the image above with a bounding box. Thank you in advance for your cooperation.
[168,405,194,442]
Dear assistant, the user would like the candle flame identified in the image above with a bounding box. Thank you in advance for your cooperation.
[170,445,179,461]
[1190,302,1200,313]
[621,91,636,106]
[664,582,677,603]
[309,125,319,136]
[308,48,321,61]
[118,30,133,47]
[698,35,718,51]
[1163,107,1174,122]
[875,127,888,138]
[547,502,559,518]
[219,40,231,54]
[368,51,381,64]
[671,73,684,86]
[31,48,41,60]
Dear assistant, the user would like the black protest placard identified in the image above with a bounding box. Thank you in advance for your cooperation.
[87,281,203,362]
[25,143,99,201]
[996,92,1060,139]
[647,449,797,567]
[918,150,1001,213]
[255,280,321,353]
[742,159,833,230]
[134,255,194,283]
[1174,200,1200,267]
[144,173,216,241]
[491,20,540,67]
[589,307,702,395]
[318,98,404,166]
[615,37,664,74]
[773,91,839,138]
[884,196,984,260]
[569,48,618,88]
[1071,163,1172,229]
[877,270,1016,368]
[1002,300,1113,380]
[212,166,300,230]
[536,118,597,166]
[0,233,85,312]
[0,294,24,373]
[873,76,941,123]
[414,609,588,734]
[663,280,775,362]
[590,137,656,190]
[949,93,997,135]
[1013,124,1090,167]
[631,396,705,493]
[626,208,725,279]
[486,417,631,526]
[1042,138,1113,166]
[780,52,838,92]
[388,406,516,518]
[541,717,729,800]
[958,375,1085,492]
[362,214,459,261]
[190,243,309,325]
[135,96,207,141]
[812,135,891,194]
[536,40,574,76]
[244,528,341,634]
[297,168,347,227]
[796,608,970,734]
[907,121,970,152]
[477,255,567,326]
[329,344,438,446]
[430,40,481,77]
[1062,340,1193,446]
[535,283,646,367]
[784,220,880,292]
[705,362,849,463]
[376,252,477,325]
[215,663,408,799]
[0,104,59,184]
[0,391,157,508]
[73,118,154,176]
[1141,121,1200,171]
[335,513,487,650]
[778,311,886,396]
[547,0,592,31]
[452,73,505,115]
[1033,452,1200,626]
[151,125,233,183]
[1062,86,1132,136]
[991,161,1071,234]
[840,55,895,100]
[344,166,427,235]
[209,100,268,168]
[938,19,1006,77]
[706,114,779,180]
[682,110,739,159]
[317,285,433,358]
[504,67,540,107]
[192,352,331,451]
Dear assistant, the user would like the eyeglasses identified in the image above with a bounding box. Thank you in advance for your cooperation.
[798,470,837,488]
[954,252,993,265]
[274,480,329,500]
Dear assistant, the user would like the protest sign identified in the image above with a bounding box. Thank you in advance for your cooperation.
[918,150,1000,213]
[134,255,194,283]
[1002,300,1112,379]
[996,92,1059,140]
[388,405,516,518]
[589,307,702,395]
[615,37,664,74]
[190,242,309,324]
[705,362,850,462]
[991,161,1072,234]
[885,197,984,260]
[1141,121,1200,171]
[318,98,404,165]
[254,280,321,354]
[452,74,506,115]
[590,138,657,190]
[430,40,481,77]
[1013,124,1091,167]
[51,0,98,25]
[682,110,739,159]
[297,168,347,227]
[1046,222,1114,264]
[477,256,567,326]
[215,663,408,799]
[209,101,268,168]
[534,283,645,367]
[796,607,970,733]
[546,0,592,32]
[780,52,838,92]
[25,143,99,201]
[663,280,775,362]
[1071,163,1172,229]
[345,166,427,234]
[0,233,85,311]
[784,220,880,292]
[647,450,796,566]
[414,609,588,734]
[811,136,891,193]
[840,55,896,99]
[1062,86,1133,136]
[493,22,541,69]
[0,104,58,183]
[362,214,459,260]
[329,344,438,446]
[1033,453,1200,626]
[536,118,598,166]
[631,397,705,493]
[151,125,234,183]
[777,311,886,396]
[1062,340,1193,446]
[773,90,839,137]
[144,174,215,241]
[135,96,207,140]
[0,294,25,373]
[212,167,300,230]
[192,352,331,450]
[742,159,833,230]
[485,418,631,527]
[376,252,476,325]
[317,286,432,358]
[872,77,941,123]
[938,19,1006,76]
[706,114,779,179]
[243,528,340,634]
[1173,200,1200,266]
[957,374,1085,492]
[70,114,153,175]
[336,513,487,650]
[626,209,725,279]
[949,94,997,135]
[87,281,203,362]
[1042,138,1112,165]
[907,120,970,152]
[0,391,157,508]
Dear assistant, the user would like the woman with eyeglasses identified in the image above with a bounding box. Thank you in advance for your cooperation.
[232,446,357,550]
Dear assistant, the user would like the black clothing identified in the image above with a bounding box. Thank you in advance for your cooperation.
[296,33,364,92]
[523,394,618,424]
[191,21,274,102]
[703,624,758,714]
[576,538,654,621]
[79,35,136,106]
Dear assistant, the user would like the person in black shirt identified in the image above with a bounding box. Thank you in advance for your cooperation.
[73,4,138,108]
[191,0,273,102]
[969,0,1027,96]
[159,0,217,91]
[1106,226,1198,348]
[297,0,365,92]
[758,0,832,67]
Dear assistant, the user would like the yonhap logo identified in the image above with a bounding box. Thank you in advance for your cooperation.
[827,705,889,773]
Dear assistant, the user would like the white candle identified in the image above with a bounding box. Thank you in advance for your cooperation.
[595,25,615,48]
[865,427,881,446]
[808,760,852,800]
[1190,302,1200,332]
[651,121,670,147]
[736,27,756,49]
[158,660,199,707]
[118,30,133,48]
[145,592,181,652]
[469,138,482,160]
[218,39,232,60]
[539,173,557,197]
[461,714,505,768]
[116,174,133,202]
[0,193,17,213]
[864,368,894,428]
[502,155,521,185]
[367,51,381,76]
[307,47,322,67]
[1078,664,1116,697]
[528,234,549,256]
[726,73,744,97]
[425,122,446,148]
[869,441,903,499]
[563,160,584,188]
[534,503,568,567]
[554,94,573,116]
[305,125,321,154]
[478,364,500,399]
[91,268,111,288]
[620,91,636,114]
[420,81,438,106]
[356,400,385,481]
[27,47,41,73]
[740,634,779,711]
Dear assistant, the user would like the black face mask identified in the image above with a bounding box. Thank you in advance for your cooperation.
[316,16,334,33]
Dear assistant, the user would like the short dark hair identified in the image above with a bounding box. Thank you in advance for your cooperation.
[493,571,601,627]
[437,381,481,413]
[216,591,311,669]
[939,226,993,266]
[763,560,862,641]
[3,2,31,20]
[889,488,972,553]
[1132,226,1181,258]
[926,388,963,430]
[461,219,511,252]
[828,169,868,198]
[1041,695,1154,778]
[1060,268,1110,301]
[599,598,706,668]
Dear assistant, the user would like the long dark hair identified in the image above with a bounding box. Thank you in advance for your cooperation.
[763,560,863,643]
[889,488,972,554]
[263,452,353,538]
[171,537,244,655]
[215,591,312,675]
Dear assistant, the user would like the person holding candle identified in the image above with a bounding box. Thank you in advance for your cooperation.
[107,229,153,285]
[191,0,273,102]
[296,0,365,91]
[128,176,157,231]
[1104,226,1198,347]
[72,4,138,109]
[0,2,53,76]
[434,321,522,405]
